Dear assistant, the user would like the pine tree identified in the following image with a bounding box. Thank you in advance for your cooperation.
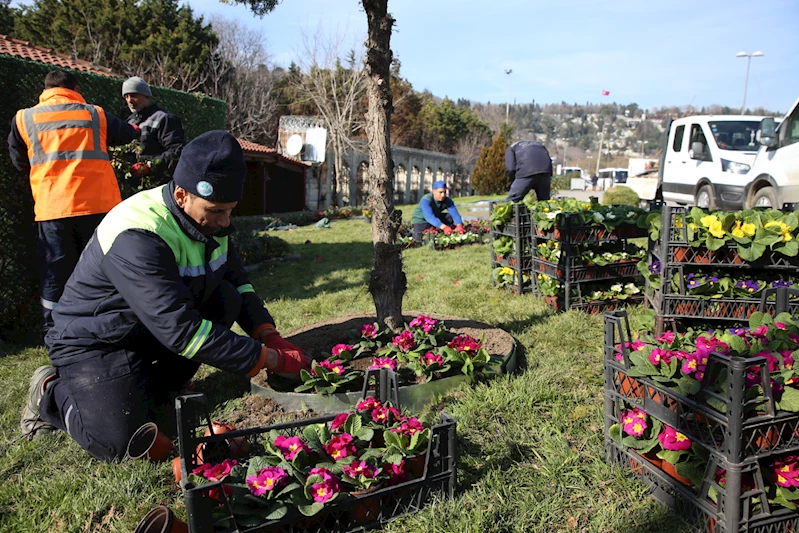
[471,135,509,195]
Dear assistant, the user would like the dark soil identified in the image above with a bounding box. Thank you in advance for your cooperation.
[252,313,515,391]
[220,394,310,429]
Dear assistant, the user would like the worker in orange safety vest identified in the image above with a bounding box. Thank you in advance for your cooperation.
[8,69,140,334]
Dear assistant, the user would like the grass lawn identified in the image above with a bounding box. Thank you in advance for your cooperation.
[0,214,691,533]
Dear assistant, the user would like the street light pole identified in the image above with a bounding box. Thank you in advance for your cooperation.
[736,51,763,114]
[639,140,648,157]
[596,124,605,175]
[504,69,513,123]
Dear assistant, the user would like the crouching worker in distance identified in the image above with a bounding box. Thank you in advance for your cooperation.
[21,130,312,462]
[410,180,464,243]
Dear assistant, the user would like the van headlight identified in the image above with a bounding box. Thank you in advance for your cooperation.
[721,159,750,174]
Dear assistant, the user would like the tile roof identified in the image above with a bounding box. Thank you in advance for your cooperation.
[237,138,308,166]
[0,34,118,78]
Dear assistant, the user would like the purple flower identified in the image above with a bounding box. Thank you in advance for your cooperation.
[706,276,719,284]
[772,280,793,288]
[648,260,661,274]
[735,280,760,292]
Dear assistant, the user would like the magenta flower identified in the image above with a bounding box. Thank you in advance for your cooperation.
[357,397,381,411]
[359,323,378,339]
[695,335,729,356]
[648,348,675,365]
[789,333,799,345]
[369,357,397,370]
[315,359,345,376]
[658,426,691,451]
[331,344,354,356]
[620,408,648,437]
[324,433,356,461]
[751,325,769,340]
[776,322,788,330]
[274,435,311,460]
[772,456,799,488]
[342,459,378,479]
[331,412,349,432]
[657,332,675,344]
[193,458,237,482]
[390,417,425,436]
[385,460,408,485]
[409,315,438,333]
[447,334,482,352]
[311,480,339,503]
[310,467,335,482]
[615,340,646,361]
[781,350,795,369]
[247,466,288,496]
[422,352,444,366]
[392,330,416,352]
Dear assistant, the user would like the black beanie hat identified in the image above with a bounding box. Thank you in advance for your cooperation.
[173,130,247,202]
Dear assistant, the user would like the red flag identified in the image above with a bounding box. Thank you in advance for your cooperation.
[601,89,610,96]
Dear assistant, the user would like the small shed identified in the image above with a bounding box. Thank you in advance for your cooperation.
[236,139,309,216]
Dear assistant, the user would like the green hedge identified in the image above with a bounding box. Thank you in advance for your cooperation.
[0,54,226,340]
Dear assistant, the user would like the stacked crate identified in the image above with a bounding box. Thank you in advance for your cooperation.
[489,202,535,294]
[604,309,799,533]
[645,206,799,335]
[530,210,648,312]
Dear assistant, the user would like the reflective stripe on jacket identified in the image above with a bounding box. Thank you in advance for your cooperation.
[15,88,122,221]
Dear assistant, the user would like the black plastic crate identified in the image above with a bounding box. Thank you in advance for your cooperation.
[656,206,799,270]
[489,202,533,239]
[604,309,799,463]
[533,214,647,244]
[605,439,799,533]
[532,256,642,283]
[541,294,644,313]
[175,369,457,533]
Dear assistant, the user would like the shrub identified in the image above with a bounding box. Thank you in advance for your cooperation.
[471,135,509,195]
[602,186,640,207]
[232,231,291,266]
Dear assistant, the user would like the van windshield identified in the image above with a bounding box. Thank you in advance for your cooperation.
[708,120,761,151]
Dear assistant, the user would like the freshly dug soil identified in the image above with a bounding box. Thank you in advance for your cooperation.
[252,313,515,391]
[221,394,312,429]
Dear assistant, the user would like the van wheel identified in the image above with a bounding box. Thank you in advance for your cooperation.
[752,187,778,208]
[695,185,716,210]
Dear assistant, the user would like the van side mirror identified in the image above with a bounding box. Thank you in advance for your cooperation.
[689,142,705,160]
[760,117,777,148]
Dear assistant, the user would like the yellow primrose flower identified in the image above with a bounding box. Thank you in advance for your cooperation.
[765,220,793,242]
[700,215,726,238]
[500,267,514,276]
[674,216,684,228]
[731,220,755,238]
[688,223,698,232]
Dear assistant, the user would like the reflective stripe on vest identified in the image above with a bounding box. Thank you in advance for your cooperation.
[237,284,254,294]
[22,104,110,166]
[181,318,212,359]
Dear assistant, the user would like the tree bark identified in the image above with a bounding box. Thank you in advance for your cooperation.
[361,0,405,332]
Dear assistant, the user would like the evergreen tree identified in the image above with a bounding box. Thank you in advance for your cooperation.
[471,135,509,195]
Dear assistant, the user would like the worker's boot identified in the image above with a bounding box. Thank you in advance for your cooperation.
[20,365,58,438]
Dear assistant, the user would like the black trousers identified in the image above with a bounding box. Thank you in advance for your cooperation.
[40,281,241,462]
[38,214,106,332]
[506,173,552,202]
[412,213,454,243]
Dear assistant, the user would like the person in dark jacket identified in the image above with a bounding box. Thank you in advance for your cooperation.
[21,131,311,462]
[8,70,140,334]
[505,141,553,202]
[123,76,185,187]
[410,180,464,243]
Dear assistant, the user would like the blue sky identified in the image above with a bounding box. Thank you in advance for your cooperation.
[183,0,798,113]
[12,0,799,113]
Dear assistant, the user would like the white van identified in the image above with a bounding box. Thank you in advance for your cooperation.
[661,115,768,209]
[743,96,799,208]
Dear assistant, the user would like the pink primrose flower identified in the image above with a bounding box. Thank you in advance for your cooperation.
[311,480,339,503]
[752,325,769,340]
[359,323,378,339]
[331,412,350,432]
[648,348,669,365]
[385,461,408,485]
[371,406,390,424]
[342,459,378,479]
[331,344,354,356]
[309,467,335,482]
[657,332,675,344]
[776,322,788,330]
[194,458,237,482]
[390,417,425,437]
[615,340,646,361]
[316,359,345,376]
[781,351,795,369]
[658,426,691,451]
[623,419,648,437]
[208,484,233,502]
[447,334,482,352]
[357,397,381,411]
[369,357,397,370]
[324,433,356,461]
[274,435,311,461]
[392,330,416,352]
[422,352,444,366]
[409,315,438,333]
[681,353,700,376]
[246,466,288,497]
[789,333,799,345]
[772,456,799,488]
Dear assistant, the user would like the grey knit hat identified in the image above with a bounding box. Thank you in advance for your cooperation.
[122,76,152,97]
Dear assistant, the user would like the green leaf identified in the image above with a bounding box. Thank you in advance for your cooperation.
[737,242,766,261]
[776,239,799,257]
[298,502,324,517]
[777,386,799,412]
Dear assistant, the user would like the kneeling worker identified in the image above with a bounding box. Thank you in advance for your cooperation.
[21,130,312,461]
[411,180,464,242]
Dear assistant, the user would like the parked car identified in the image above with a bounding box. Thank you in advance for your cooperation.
[742,96,799,208]
[660,114,769,209]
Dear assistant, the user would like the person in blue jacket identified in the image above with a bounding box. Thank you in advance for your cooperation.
[410,180,464,242]
[505,141,553,202]
[20,131,312,461]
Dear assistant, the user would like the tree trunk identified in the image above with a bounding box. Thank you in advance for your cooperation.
[332,135,342,206]
[361,0,405,332]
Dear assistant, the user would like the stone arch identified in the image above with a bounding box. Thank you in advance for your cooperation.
[423,166,434,194]
[338,162,351,206]
[436,168,445,185]
[410,166,421,203]
[356,161,369,205]
[394,164,407,204]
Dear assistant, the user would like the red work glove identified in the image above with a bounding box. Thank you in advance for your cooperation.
[131,123,141,137]
[257,325,312,375]
[441,225,453,235]
[455,224,465,233]
[131,162,150,176]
